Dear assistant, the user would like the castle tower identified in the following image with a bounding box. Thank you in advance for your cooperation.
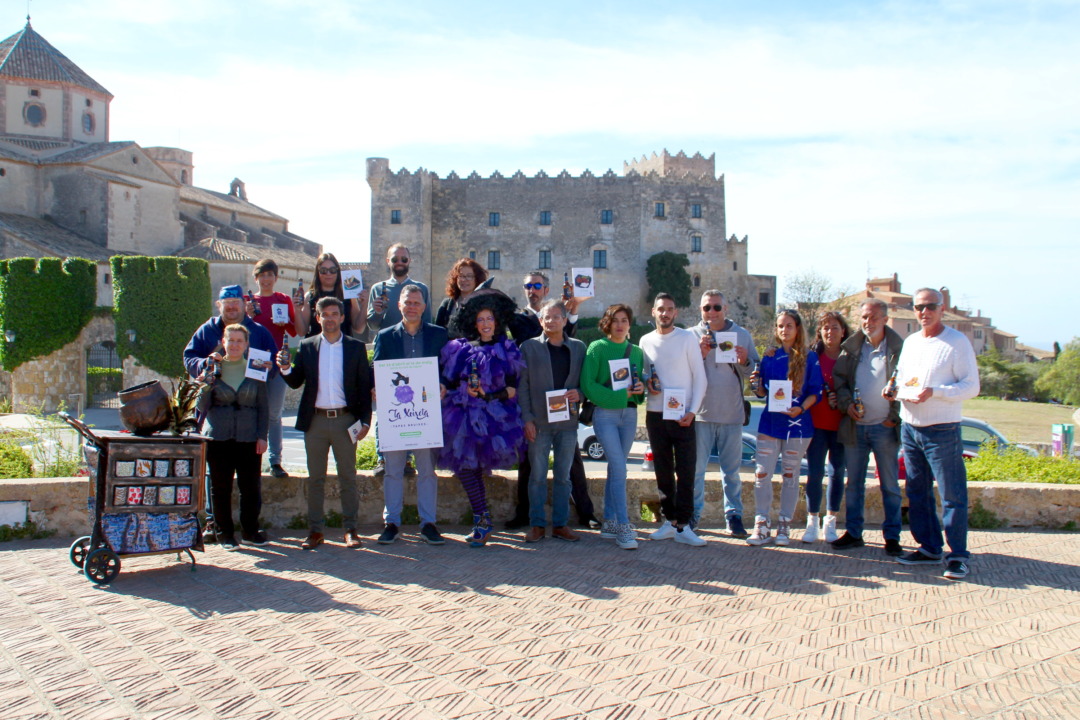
[0,20,112,149]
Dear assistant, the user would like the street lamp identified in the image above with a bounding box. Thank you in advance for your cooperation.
[3,330,14,344]
[126,329,136,344]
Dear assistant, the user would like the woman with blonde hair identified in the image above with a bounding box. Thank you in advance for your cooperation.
[746,309,822,546]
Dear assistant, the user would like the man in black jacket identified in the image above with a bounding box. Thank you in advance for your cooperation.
[277,297,372,550]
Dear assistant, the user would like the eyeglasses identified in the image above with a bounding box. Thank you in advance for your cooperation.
[318,267,339,275]
[458,273,475,280]
[523,283,546,290]
[914,303,940,312]
[391,256,410,264]
[701,304,724,312]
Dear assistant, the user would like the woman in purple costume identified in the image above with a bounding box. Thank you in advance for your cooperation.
[440,290,526,547]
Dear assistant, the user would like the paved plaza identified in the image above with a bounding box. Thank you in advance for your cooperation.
[1,526,1078,720]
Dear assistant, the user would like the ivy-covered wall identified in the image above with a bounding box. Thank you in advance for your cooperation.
[112,257,212,378]
[0,258,96,371]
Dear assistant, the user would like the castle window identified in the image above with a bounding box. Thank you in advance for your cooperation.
[0,168,5,177]
[654,202,666,218]
[180,170,188,184]
[82,112,95,134]
[539,211,552,226]
[489,212,500,227]
[691,203,703,219]
[733,261,738,271]
[29,88,40,97]
[23,102,46,127]
[691,235,702,253]
[759,291,771,306]
[488,250,501,270]
[390,209,402,225]
[469,250,477,260]
[538,250,551,270]
[600,209,613,225]
[693,274,701,288]
[85,98,92,108]
[593,250,607,269]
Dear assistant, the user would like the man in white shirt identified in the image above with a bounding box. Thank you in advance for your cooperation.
[640,293,708,546]
[894,288,980,580]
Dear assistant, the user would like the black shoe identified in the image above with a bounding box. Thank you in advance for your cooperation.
[831,532,865,550]
[726,516,749,538]
[241,530,270,546]
[270,464,289,478]
[420,524,445,545]
[943,559,969,580]
[378,523,399,545]
[504,515,529,530]
[884,539,904,557]
[220,535,239,551]
[897,549,942,565]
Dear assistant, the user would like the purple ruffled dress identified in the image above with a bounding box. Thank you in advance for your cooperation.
[438,337,526,472]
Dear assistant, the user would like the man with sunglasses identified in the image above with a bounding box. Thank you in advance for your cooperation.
[690,290,757,537]
[894,288,979,581]
[368,244,431,332]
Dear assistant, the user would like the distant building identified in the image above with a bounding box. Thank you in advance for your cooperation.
[367,150,776,321]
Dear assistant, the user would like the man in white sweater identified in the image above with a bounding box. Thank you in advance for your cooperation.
[640,294,708,546]
[894,288,980,580]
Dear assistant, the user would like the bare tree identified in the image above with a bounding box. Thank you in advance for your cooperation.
[781,270,852,340]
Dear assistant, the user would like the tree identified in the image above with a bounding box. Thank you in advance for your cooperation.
[645,251,692,308]
[780,270,851,340]
[1036,338,1080,404]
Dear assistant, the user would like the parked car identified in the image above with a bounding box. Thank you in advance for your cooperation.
[577,423,606,461]
[641,433,808,475]
[892,417,1034,479]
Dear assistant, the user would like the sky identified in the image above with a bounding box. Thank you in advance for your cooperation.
[9,0,1078,349]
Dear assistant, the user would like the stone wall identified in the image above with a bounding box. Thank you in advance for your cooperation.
[6,314,114,413]
[122,356,174,391]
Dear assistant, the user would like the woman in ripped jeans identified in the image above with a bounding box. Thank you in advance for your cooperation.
[746,309,822,546]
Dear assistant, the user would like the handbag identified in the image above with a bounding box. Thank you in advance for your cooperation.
[729,362,751,426]
[579,342,634,427]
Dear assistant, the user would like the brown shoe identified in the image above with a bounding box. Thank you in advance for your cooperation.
[301,532,324,550]
[344,529,363,548]
[525,526,545,543]
[552,526,581,542]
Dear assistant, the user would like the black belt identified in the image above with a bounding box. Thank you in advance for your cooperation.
[315,407,347,418]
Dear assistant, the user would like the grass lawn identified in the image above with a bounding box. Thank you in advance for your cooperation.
[962,398,1078,444]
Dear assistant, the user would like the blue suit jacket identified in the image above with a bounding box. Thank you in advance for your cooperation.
[373,322,449,363]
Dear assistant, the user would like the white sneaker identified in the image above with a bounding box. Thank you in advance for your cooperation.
[649,520,676,541]
[776,518,792,546]
[674,526,706,546]
[615,523,638,550]
[599,520,617,539]
[802,516,820,543]
[823,515,838,543]
[746,516,771,546]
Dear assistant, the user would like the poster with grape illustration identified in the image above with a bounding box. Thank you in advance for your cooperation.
[373,357,443,452]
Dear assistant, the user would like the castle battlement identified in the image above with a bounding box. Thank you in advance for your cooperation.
[624,150,715,179]
[366,155,721,185]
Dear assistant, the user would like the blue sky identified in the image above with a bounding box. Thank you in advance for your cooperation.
[10,0,1078,349]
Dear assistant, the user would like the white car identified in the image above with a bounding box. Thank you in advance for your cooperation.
[577,423,606,461]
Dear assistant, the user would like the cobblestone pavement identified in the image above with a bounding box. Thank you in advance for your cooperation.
[1,527,1078,720]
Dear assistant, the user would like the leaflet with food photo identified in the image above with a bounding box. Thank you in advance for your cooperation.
[245,348,272,382]
[896,371,925,400]
[714,332,738,364]
[662,388,686,421]
[608,358,631,391]
[341,270,364,299]
[767,379,793,412]
[570,267,595,298]
[545,390,571,423]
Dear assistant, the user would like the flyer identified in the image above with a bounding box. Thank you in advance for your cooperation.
[608,358,631,391]
[570,267,595,298]
[271,303,290,324]
[897,371,925,400]
[662,388,686,421]
[341,269,364,299]
[767,379,793,412]
[373,357,443,451]
[546,390,571,423]
[245,348,271,382]
[714,332,738,364]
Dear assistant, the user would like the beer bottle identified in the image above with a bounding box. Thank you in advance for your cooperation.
[749,361,762,395]
[885,369,899,399]
[822,374,836,409]
[422,386,428,403]
[648,367,662,393]
[563,272,573,301]
[707,332,718,349]
[853,387,865,418]
[468,357,481,392]
[277,335,290,367]
[295,279,304,305]
[249,289,261,316]
[630,362,641,388]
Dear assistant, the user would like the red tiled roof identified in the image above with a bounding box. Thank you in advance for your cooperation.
[0,22,110,96]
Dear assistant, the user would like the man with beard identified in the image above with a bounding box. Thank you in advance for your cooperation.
[367,244,431,332]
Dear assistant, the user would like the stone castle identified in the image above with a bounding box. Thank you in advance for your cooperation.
[367,150,776,320]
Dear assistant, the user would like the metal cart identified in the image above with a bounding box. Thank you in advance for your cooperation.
[61,413,208,584]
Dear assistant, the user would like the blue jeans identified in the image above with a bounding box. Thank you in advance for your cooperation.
[844,423,901,540]
[593,407,638,524]
[266,373,287,466]
[805,427,845,514]
[694,421,744,522]
[382,447,438,527]
[901,422,969,560]
[528,428,577,527]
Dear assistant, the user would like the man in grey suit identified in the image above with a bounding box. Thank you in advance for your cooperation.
[277,297,372,550]
[372,285,449,546]
[518,300,586,543]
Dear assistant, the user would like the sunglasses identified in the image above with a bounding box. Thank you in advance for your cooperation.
[318,267,339,275]
[391,256,410,264]
[914,303,940,312]
[523,283,546,290]
[701,304,724,312]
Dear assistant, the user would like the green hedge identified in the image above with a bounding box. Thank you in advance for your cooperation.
[86,366,123,394]
[0,257,96,370]
[967,442,1080,484]
[112,257,211,378]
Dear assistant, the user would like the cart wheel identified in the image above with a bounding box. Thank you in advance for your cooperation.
[69,536,93,569]
[84,548,121,585]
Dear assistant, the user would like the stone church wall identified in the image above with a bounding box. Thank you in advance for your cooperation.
[5,315,114,413]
